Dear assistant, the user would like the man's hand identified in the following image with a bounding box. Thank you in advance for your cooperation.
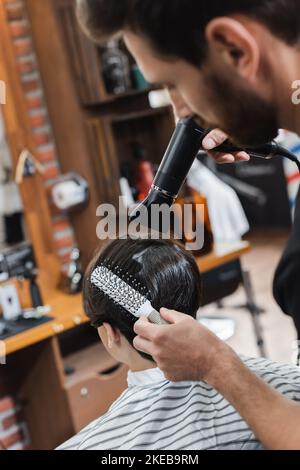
[202,129,250,164]
[168,88,250,164]
[133,308,232,383]
[134,308,300,450]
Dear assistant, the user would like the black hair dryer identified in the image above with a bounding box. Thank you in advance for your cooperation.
[129,116,300,222]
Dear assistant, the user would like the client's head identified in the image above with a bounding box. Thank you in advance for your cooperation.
[83,236,202,370]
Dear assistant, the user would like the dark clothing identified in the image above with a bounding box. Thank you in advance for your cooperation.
[273,187,300,337]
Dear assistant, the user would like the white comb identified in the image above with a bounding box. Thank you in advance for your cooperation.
[90,265,168,325]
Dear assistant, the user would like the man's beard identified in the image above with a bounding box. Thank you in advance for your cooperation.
[201,68,279,147]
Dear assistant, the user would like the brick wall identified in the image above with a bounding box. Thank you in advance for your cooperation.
[1,0,78,450]
[0,397,30,451]
[4,0,76,267]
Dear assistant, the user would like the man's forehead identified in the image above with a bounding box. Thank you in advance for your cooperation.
[123,31,176,82]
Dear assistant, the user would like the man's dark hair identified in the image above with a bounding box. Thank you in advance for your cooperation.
[77,0,300,66]
[83,237,202,360]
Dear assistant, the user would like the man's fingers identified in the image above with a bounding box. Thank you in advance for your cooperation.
[160,308,186,323]
[133,317,161,340]
[202,129,228,150]
[133,336,154,355]
[234,151,250,162]
[133,309,185,346]
[212,152,235,163]
[210,151,250,164]
[202,129,251,164]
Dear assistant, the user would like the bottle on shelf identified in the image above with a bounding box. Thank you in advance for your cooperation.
[131,64,150,91]
[101,40,132,95]
[120,162,137,207]
[173,185,214,256]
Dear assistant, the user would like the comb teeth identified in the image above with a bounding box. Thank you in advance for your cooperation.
[90,265,148,317]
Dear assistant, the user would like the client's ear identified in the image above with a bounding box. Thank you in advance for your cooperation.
[99,323,121,349]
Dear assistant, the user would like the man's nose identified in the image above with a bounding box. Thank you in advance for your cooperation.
[167,89,193,120]
[175,105,193,119]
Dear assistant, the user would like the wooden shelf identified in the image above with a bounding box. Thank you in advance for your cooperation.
[4,290,88,355]
[86,88,153,107]
[111,106,171,124]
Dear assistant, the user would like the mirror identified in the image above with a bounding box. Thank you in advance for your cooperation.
[0,108,27,250]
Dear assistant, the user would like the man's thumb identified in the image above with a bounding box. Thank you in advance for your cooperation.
[160,308,185,323]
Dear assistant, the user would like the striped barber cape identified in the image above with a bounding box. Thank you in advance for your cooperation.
[57,357,300,451]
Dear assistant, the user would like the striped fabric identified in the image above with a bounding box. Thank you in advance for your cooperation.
[57,357,300,451]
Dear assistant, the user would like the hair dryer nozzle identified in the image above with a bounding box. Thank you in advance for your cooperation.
[129,117,204,223]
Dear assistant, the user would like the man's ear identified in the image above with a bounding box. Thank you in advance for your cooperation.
[101,323,121,349]
[205,17,260,80]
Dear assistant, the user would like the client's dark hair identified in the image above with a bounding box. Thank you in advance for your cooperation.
[83,236,202,360]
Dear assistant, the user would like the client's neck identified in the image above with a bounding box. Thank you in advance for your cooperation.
[127,350,157,373]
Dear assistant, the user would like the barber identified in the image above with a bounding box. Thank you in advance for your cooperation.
[77,0,300,449]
